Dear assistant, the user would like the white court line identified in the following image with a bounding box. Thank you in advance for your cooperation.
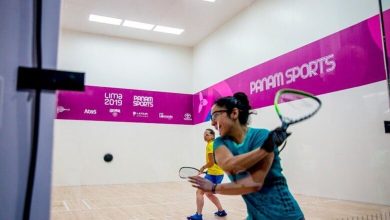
[322,199,340,203]
[81,200,92,210]
[52,198,194,213]
[62,201,70,211]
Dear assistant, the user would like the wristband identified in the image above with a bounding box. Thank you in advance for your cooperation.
[262,131,275,153]
[211,183,217,194]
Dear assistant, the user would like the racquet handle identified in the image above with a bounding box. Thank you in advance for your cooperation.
[262,127,291,152]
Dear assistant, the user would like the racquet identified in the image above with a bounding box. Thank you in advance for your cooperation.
[179,167,206,179]
[274,89,322,151]
[275,88,322,130]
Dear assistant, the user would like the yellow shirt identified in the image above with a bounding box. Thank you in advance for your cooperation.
[206,141,224,175]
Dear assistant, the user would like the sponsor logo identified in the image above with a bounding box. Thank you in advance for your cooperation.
[57,106,70,113]
[133,95,153,108]
[84,109,97,114]
[184,113,192,121]
[159,113,173,120]
[250,53,336,94]
[198,92,208,113]
[109,108,121,117]
[133,111,148,118]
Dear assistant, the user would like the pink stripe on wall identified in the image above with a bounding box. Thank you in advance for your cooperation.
[193,14,386,124]
[57,14,387,125]
[56,86,193,125]
[383,9,390,58]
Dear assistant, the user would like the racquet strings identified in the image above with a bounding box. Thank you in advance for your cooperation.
[179,167,200,179]
[277,92,320,123]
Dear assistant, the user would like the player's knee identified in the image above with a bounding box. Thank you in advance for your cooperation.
[196,189,205,195]
[205,192,214,197]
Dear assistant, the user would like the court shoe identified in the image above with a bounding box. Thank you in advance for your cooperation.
[187,213,203,220]
[214,210,227,217]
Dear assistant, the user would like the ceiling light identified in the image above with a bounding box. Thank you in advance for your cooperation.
[123,20,155,30]
[88,14,122,25]
[203,0,216,2]
[153,25,184,35]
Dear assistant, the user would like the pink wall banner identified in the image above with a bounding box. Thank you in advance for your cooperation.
[383,9,390,59]
[56,86,193,125]
[193,14,387,124]
[57,14,387,125]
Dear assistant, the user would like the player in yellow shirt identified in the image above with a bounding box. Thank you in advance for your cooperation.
[187,129,227,220]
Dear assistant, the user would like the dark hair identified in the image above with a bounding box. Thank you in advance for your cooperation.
[214,92,253,125]
[205,128,215,137]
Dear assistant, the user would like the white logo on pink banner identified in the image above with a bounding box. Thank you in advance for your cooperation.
[159,113,173,120]
[198,92,208,113]
[109,108,120,117]
[249,54,336,94]
[133,95,153,108]
[104,92,123,106]
[84,109,97,114]
[184,113,192,121]
[57,106,70,113]
[133,111,148,118]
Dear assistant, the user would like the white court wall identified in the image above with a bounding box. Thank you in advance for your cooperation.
[54,0,390,205]
[53,30,196,185]
[58,29,193,93]
[384,0,390,10]
[193,0,380,92]
[193,0,390,205]
[53,121,198,185]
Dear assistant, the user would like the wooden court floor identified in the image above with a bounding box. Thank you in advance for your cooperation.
[51,182,390,220]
